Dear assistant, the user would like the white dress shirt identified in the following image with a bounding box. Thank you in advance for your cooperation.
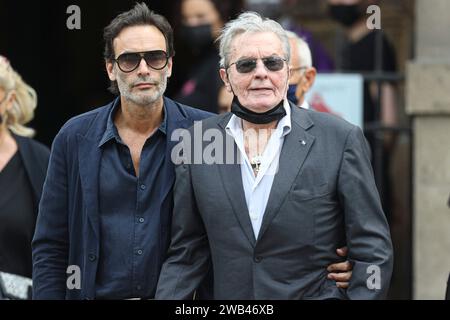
[225,100,292,239]
[299,100,310,110]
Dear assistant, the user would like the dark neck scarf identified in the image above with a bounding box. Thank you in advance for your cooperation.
[230,96,286,124]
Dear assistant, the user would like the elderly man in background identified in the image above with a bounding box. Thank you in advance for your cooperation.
[286,31,317,110]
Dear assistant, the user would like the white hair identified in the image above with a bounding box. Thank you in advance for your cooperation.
[217,11,291,69]
[285,30,312,68]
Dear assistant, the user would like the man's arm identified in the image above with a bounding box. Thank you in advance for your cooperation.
[31,131,69,299]
[338,126,394,299]
[156,163,211,299]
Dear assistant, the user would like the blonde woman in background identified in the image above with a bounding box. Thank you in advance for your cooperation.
[0,56,49,287]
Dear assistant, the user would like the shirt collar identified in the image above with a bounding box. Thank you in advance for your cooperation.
[98,98,168,148]
[299,100,310,110]
[279,98,292,137]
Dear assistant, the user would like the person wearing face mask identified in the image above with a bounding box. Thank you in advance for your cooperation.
[328,0,397,128]
[156,12,393,300]
[170,0,244,113]
[286,31,317,109]
[0,56,49,299]
[328,0,398,222]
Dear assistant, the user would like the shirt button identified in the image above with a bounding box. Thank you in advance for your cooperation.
[254,256,262,263]
[138,217,145,223]
[137,249,143,255]
[88,254,97,262]
[250,213,258,221]
[140,184,146,190]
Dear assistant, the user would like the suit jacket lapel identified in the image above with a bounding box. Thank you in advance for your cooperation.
[217,114,256,247]
[217,147,257,247]
[257,105,315,242]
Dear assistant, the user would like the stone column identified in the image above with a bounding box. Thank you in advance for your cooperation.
[406,0,450,300]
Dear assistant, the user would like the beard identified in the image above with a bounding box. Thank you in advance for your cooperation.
[116,69,168,107]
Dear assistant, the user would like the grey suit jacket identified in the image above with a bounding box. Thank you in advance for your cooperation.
[156,103,393,300]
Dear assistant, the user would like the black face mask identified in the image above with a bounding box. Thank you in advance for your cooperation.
[179,24,213,55]
[230,96,286,125]
[328,4,363,27]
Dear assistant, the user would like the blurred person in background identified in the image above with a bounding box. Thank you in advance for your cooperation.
[328,0,397,130]
[0,56,49,281]
[171,0,244,113]
[328,0,398,220]
[286,30,317,109]
[246,0,335,71]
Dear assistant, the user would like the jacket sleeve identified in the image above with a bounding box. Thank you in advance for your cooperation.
[338,126,394,299]
[155,162,211,299]
[31,130,70,299]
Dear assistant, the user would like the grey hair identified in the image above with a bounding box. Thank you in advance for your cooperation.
[285,30,312,68]
[217,11,291,69]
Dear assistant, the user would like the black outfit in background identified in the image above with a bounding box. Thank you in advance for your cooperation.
[340,30,397,124]
[0,135,49,278]
[173,47,222,114]
[339,30,397,221]
[0,152,34,277]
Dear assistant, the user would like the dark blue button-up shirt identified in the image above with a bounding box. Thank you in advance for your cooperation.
[95,100,167,299]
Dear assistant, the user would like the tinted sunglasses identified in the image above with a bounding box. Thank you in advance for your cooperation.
[228,56,286,73]
[113,50,169,73]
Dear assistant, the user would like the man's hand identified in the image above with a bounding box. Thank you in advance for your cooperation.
[327,247,353,288]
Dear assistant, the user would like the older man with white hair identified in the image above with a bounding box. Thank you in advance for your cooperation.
[156,11,393,300]
[286,30,317,110]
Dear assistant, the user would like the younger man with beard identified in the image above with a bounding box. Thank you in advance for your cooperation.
[31,3,211,300]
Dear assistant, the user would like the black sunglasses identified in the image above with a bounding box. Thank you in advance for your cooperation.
[113,50,169,73]
[227,56,287,74]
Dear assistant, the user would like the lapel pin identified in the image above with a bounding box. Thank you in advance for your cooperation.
[300,140,306,146]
